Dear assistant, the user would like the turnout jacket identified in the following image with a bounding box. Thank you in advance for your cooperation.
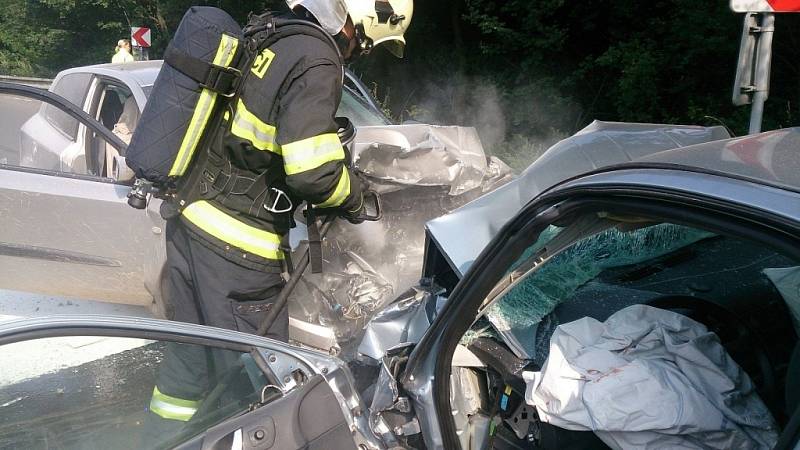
[179,28,364,271]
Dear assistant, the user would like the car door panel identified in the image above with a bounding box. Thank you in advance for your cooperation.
[175,375,355,450]
[0,167,160,304]
[0,83,159,304]
[0,316,371,450]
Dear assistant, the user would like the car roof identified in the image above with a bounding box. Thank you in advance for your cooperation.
[425,121,800,277]
[636,127,800,193]
[58,61,162,89]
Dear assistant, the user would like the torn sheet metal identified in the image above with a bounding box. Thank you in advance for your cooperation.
[353,124,512,196]
[528,305,779,450]
[289,124,511,355]
[425,121,731,277]
[357,285,444,361]
[369,345,420,442]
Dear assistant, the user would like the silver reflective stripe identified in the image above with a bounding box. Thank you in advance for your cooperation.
[233,116,275,146]
[149,397,198,421]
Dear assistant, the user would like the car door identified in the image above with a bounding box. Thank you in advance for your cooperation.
[0,315,377,449]
[0,82,161,306]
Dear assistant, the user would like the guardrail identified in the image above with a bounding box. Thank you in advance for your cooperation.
[0,75,52,89]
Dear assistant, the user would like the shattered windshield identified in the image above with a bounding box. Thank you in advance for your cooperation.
[473,214,716,360]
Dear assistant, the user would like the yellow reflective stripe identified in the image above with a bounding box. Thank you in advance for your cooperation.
[149,387,199,422]
[251,48,275,78]
[182,200,284,260]
[316,167,351,208]
[169,33,239,177]
[230,99,279,153]
[282,133,344,175]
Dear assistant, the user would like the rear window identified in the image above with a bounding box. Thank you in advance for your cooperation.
[44,73,92,140]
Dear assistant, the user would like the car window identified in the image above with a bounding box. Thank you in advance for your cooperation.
[337,89,389,127]
[2,90,121,177]
[43,73,92,140]
[136,76,386,128]
[459,211,799,447]
[0,335,267,450]
[94,83,138,145]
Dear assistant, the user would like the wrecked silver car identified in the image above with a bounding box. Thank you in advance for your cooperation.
[2,118,800,449]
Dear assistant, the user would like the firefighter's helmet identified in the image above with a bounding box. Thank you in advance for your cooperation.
[345,0,413,58]
[286,0,412,57]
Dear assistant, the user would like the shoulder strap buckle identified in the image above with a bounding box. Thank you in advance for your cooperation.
[164,45,243,97]
[200,65,242,97]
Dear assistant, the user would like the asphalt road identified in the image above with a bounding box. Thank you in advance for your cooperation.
[0,342,162,450]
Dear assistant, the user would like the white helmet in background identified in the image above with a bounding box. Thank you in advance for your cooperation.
[345,0,413,58]
[285,0,349,35]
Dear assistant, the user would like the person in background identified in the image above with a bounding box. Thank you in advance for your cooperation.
[112,39,134,63]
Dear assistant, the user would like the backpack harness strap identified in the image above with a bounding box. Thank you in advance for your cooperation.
[164,45,243,96]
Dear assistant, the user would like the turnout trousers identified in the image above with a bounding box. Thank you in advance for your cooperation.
[163,218,288,338]
[144,218,287,442]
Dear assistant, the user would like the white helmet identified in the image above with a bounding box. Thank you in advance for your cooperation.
[285,0,349,35]
[345,0,413,58]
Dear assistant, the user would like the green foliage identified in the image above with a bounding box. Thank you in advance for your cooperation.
[355,0,800,169]
[2,0,800,170]
[0,1,284,77]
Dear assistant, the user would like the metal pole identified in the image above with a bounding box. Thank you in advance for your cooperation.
[749,13,774,134]
[257,216,335,337]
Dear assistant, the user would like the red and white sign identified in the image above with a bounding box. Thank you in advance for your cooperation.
[131,27,152,48]
[731,0,800,12]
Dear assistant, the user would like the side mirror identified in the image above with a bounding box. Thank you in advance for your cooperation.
[112,155,135,183]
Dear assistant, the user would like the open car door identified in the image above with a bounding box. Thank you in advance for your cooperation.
[0,82,162,306]
[0,316,378,449]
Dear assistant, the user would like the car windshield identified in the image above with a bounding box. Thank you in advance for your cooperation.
[338,88,389,126]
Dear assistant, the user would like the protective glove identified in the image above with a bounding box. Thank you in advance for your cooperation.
[313,193,366,224]
[312,190,381,224]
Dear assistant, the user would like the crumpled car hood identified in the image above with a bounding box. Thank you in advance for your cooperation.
[425,120,731,278]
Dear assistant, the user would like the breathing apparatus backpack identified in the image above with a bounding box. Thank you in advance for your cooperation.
[124,6,345,212]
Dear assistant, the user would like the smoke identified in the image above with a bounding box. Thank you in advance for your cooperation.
[401,74,578,172]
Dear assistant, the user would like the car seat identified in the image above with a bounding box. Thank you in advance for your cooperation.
[104,96,139,178]
[99,91,124,130]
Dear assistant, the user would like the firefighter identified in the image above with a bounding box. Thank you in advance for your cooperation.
[145,0,412,440]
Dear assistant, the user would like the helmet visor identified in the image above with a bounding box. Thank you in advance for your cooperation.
[286,0,348,35]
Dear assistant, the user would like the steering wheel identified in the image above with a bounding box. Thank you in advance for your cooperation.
[645,295,777,411]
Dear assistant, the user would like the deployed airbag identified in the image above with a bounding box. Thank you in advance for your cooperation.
[526,304,778,449]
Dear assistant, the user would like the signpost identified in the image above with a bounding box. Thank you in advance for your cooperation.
[730,1,800,133]
[130,27,151,61]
